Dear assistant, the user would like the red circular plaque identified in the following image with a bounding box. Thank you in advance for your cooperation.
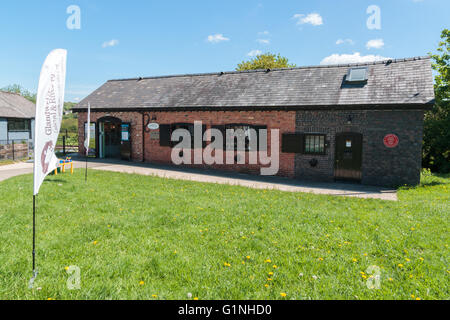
[384,134,399,148]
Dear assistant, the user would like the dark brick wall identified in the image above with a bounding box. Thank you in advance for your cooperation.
[295,110,425,187]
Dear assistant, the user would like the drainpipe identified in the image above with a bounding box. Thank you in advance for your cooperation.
[142,112,145,162]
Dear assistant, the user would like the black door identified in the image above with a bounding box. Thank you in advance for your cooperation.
[104,121,122,158]
[334,133,363,182]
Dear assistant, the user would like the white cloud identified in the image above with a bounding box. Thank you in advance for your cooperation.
[320,52,391,65]
[258,31,270,35]
[293,13,323,26]
[336,38,355,45]
[207,34,230,43]
[366,39,385,50]
[257,39,270,45]
[102,39,119,48]
[247,50,262,57]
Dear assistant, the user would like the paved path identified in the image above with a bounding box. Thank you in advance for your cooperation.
[0,158,398,201]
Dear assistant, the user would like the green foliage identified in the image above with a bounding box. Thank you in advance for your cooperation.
[1,84,37,103]
[64,102,77,113]
[237,53,296,71]
[424,29,450,173]
[0,170,448,299]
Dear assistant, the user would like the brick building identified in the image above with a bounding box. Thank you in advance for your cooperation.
[74,57,435,187]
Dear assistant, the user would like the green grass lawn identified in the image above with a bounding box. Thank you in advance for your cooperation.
[0,170,448,300]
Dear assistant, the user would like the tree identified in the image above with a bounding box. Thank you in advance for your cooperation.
[424,29,450,173]
[236,53,296,71]
[1,84,37,103]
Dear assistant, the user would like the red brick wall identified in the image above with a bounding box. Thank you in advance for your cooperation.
[78,110,296,177]
[78,111,144,161]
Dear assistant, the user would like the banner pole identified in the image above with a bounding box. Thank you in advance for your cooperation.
[85,154,88,182]
[29,195,38,289]
[32,195,36,270]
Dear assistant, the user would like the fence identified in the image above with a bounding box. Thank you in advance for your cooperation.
[0,140,33,161]
[56,130,79,155]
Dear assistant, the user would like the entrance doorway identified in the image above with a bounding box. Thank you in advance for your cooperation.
[334,132,363,182]
[98,117,122,159]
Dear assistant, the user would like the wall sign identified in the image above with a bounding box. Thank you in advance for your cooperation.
[121,124,130,142]
[384,134,399,148]
[150,131,160,140]
[148,123,159,130]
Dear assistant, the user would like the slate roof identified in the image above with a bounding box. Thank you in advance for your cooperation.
[0,91,36,119]
[75,56,435,112]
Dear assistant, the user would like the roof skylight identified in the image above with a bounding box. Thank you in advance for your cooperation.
[346,67,368,83]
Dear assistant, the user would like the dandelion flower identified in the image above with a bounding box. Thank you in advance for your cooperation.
[398,264,404,268]
[152,294,158,298]
[194,297,199,300]
[280,293,287,297]
[264,284,269,288]
[64,266,69,271]
[273,265,278,269]
[139,281,145,286]
[246,256,251,260]
[352,258,358,262]
[268,272,274,276]
[267,278,273,281]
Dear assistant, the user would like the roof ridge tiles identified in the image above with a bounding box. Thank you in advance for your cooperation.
[107,56,431,82]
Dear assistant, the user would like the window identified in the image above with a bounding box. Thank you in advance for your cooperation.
[212,124,267,151]
[8,119,31,132]
[346,67,368,83]
[159,123,206,148]
[304,134,326,154]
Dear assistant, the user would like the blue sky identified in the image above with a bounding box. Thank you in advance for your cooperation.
[0,0,448,102]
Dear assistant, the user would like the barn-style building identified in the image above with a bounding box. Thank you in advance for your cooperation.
[74,57,435,187]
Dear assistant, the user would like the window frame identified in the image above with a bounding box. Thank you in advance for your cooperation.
[303,134,327,155]
[162,123,207,149]
[212,124,267,152]
[345,67,368,83]
[7,118,31,132]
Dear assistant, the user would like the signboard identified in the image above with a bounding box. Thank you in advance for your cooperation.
[150,131,160,140]
[121,124,130,142]
[383,134,399,148]
[148,123,159,130]
[346,140,352,148]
